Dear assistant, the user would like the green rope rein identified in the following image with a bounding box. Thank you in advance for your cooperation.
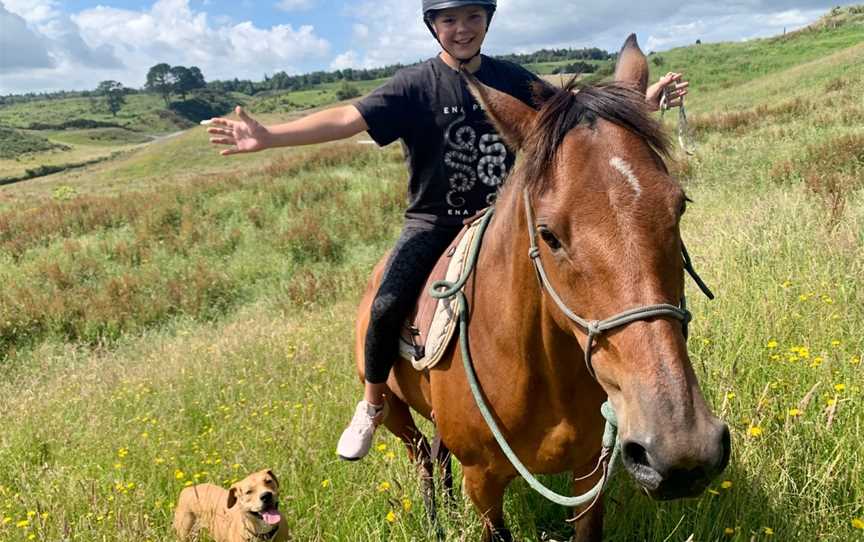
[429,207,621,508]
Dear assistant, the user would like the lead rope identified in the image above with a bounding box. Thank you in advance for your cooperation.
[430,207,621,509]
[660,90,697,156]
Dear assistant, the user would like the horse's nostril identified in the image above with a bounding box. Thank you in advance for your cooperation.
[623,441,650,468]
[622,440,663,491]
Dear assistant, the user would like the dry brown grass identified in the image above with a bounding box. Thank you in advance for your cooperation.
[691,97,813,135]
[770,133,864,225]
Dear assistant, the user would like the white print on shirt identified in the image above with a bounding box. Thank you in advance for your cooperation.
[443,104,481,115]
[444,113,509,209]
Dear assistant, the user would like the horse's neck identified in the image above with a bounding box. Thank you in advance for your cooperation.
[475,187,589,386]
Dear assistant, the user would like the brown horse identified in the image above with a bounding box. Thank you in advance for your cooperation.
[354,35,730,541]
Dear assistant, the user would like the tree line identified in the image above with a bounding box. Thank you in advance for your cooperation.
[0,46,615,106]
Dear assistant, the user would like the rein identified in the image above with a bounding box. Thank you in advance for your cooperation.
[429,189,714,511]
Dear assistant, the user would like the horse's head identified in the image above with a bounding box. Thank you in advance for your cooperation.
[467,35,729,500]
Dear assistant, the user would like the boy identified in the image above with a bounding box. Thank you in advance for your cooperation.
[206,0,688,461]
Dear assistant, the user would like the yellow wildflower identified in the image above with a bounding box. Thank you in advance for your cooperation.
[174,470,186,480]
[763,527,774,535]
[724,527,735,535]
[834,383,846,392]
[766,340,778,349]
[386,510,396,523]
[748,426,763,437]
[402,498,412,512]
[321,479,331,488]
[726,392,736,400]
[851,518,864,530]
[377,481,390,492]
[376,443,387,452]
[720,480,733,489]
[787,408,801,417]
[16,520,28,528]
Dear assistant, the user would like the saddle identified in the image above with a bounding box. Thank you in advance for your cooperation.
[398,212,487,370]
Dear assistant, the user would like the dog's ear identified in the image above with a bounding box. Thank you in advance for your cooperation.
[227,486,238,509]
[266,470,279,488]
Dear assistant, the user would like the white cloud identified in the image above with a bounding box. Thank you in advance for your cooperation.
[1,0,330,93]
[275,0,315,11]
[330,50,358,70]
[1,0,857,93]
[333,0,858,70]
[353,23,369,40]
[0,3,54,71]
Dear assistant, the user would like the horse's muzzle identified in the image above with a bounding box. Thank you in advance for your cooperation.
[621,422,731,500]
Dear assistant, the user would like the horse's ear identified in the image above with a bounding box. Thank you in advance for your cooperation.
[614,33,649,95]
[463,72,537,151]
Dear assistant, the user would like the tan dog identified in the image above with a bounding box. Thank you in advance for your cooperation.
[173,469,289,541]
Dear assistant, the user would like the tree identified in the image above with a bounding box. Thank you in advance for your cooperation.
[335,81,361,101]
[146,63,175,105]
[171,65,206,100]
[96,80,126,116]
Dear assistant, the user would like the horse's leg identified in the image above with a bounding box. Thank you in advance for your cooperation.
[462,465,512,542]
[381,394,438,524]
[569,471,605,542]
[432,433,454,504]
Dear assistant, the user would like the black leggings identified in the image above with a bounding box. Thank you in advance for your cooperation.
[364,226,460,384]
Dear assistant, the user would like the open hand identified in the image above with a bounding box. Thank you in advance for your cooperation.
[205,106,271,156]
[646,72,689,111]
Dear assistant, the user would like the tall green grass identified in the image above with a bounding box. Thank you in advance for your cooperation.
[1,8,863,542]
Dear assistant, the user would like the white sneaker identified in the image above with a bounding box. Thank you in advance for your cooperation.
[337,400,386,461]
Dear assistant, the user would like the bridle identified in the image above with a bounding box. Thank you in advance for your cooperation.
[428,187,715,510]
[523,188,714,381]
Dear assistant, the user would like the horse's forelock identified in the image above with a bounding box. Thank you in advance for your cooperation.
[519,80,671,194]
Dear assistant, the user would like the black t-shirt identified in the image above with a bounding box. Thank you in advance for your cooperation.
[355,55,539,228]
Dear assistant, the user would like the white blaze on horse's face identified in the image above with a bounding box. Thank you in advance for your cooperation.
[609,156,642,197]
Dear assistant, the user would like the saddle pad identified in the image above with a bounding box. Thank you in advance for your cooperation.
[398,213,486,371]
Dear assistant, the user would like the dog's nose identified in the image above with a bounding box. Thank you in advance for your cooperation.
[260,491,274,504]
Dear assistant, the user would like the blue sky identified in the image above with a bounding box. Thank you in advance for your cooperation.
[0,0,859,94]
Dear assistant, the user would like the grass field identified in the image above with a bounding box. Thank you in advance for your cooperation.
[0,6,863,542]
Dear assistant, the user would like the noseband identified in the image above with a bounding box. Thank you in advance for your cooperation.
[523,188,714,381]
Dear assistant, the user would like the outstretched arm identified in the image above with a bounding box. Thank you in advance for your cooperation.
[205,105,369,156]
[646,72,689,111]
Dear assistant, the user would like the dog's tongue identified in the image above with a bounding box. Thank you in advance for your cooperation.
[262,510,281,525]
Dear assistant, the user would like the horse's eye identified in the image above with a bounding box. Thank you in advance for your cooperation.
[680,196,691,215]
[538,226,561,250]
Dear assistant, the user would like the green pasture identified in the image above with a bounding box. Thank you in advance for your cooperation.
[249,78,389,114]
[0,93,192,134]
[1,6,863,542]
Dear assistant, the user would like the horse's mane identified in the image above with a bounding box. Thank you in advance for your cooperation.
[520,78,671,193]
